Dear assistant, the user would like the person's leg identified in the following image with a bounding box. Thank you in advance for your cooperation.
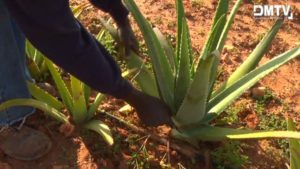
[0,0,33,126]
[0,0,52,160]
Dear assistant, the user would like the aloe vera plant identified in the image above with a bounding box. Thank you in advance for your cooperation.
[100,0,300,144]
[26,40,48,80]
[0,58,114,145]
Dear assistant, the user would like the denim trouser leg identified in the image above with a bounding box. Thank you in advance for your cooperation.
[0,0,34,126]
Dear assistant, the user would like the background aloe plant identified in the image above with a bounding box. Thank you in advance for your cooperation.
[100,0,300,145]
[26,40,49,81]
[0,57,114,145]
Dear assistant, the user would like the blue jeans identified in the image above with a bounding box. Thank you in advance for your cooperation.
[0,0,34,126]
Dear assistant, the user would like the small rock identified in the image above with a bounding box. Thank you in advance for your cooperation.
[251,87,266,99]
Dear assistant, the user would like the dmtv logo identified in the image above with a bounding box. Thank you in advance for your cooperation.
[253,5,294,20]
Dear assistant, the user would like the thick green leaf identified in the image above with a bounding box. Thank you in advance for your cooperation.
[216,0,243,51]
[205,47,300,122]
[27,61,42,79]
[174,19,191,111]
[213,19,283,97]
[84,120,114,146]
[83,84,91,106]
[197,0,228,61]
[209,0,243,98]
[174,16,227,126]
[87,93,105,119]
[26,40,45,66]
[202,15,226,101]
[27,82,64,111]
[195,1,229,96]
[175,0,184,63]
[25,40,36,61]
[212,0,229,29]
[198,15,226,61]
[34,50,44,66]
[26,40,49,80]
[153,27,176,71]
[45,58,73,113]
[70,76,87,124]
[175,53,217,127]
[39,60,48,74]
[0,99,68,123]
[172,126,300,142]
[288,119,300,169]
[175,0,193,65]
[126,52,159,97]
[124,0,175,110]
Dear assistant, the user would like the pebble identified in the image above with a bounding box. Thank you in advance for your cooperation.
[251,86,266,98]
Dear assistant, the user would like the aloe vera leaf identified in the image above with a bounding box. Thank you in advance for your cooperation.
[0,99,68,123]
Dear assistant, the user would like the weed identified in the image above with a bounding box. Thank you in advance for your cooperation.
[99,31,117,56]
[128,136,152,169]
[166,34,176,46]
[100,30,129,72]
[112,134,122,154]
[224,45,239,53]
[191,0,205,8]
[255,90,289,157]
[212,141,249,169]
[216,103,244,126]
[166,20,176,29]
[255,32,266,45]
[154,17,163,25]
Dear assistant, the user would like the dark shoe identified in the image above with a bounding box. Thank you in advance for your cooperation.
[123,88,173,126]
[0,126,52,161]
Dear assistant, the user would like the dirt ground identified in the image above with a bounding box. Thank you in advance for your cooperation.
[0,0,299,169]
